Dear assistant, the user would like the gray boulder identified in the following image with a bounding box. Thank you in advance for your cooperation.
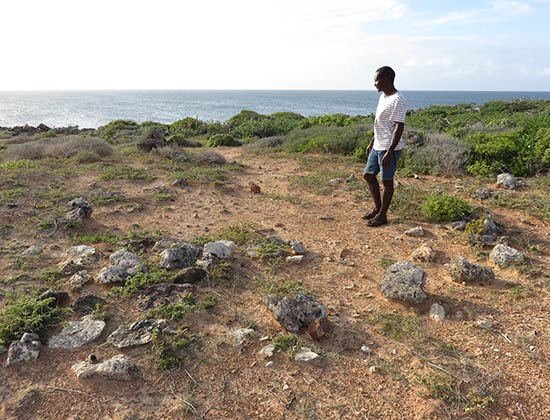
[404,227,424,237]
[97,265,130,284]
[159,243,200,269]
[107,319,165,348]
[380,261,427,303]
[265,293,327,333]
[496,173,519,189]
[72,354,138,381]
[447,257,495,283]
[490,244,526,268]
[48,315,105,349]
[67,197,93,218]
[59,245,101,273]
[21,245,42,256]
[109,249,142,276]
[68,270,92,291]
[203,240,236,259]
[294,347,320,362]
[4,333,41,367]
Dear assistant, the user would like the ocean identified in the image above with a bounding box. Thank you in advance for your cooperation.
[1,90,550,129]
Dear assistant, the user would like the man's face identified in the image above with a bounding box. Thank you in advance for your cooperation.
[374,72,387,92]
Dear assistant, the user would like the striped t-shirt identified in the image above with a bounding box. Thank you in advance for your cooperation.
[373,91,407,151]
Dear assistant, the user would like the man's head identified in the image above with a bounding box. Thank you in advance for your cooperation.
[374,66,396,93]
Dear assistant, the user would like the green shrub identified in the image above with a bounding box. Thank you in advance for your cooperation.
[227,110,266,127]
[98,120,139,141]
[421,193,473,222]
[170,117,208,136]
[283,125,370,155]
[0,294,66,345]
[534,127,550,164]
[3,136,114,161]
[100,165,152,180]
[207,134,241,147]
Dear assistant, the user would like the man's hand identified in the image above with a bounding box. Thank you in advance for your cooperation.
[365,138,374,159]
[381,150,394,167]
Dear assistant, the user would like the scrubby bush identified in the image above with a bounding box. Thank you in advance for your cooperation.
[0,294,66,345]
[140,121,169,135]
[303,113,364,128]
[227,110,266,127]
[207,134,241,147]
[170,117,208,136]
[421,193,473,222]
[98,120,139,142]
[192,150,227,165]
[399,132,472,176]
[534,127,550,163]
[282,124,371,156]
[3,136,114,161]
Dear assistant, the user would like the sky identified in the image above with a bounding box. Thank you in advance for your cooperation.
[1,0,550,91]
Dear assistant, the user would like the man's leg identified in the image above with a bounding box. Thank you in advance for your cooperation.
[378,179,394,219]
[363,172,381,214]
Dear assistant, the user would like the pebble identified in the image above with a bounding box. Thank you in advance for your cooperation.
[476,318,494,329]
[265,361,274,368]
[429,303,445,322]
[360,346,372,356]
[368,366,378,374]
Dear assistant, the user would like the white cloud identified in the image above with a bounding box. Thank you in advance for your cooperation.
[543,68,550,76]
[492,1,532,15]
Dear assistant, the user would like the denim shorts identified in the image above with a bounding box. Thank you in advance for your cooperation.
[364,149,402,181]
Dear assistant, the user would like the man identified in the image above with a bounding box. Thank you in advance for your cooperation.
[363,66,406,227]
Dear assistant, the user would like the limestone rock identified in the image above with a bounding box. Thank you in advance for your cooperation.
[67,197,93,218]
[21,245,42,256]
[489,244,526,268]
[159,243,200,269]
[228,328,254,344]
[5,333,41,367]
[97,265,130,284]
[72,354,137,381]
[411,244,434,262]
[429,303,445,322]
[203,240,236,259]
[107,319,165,348]
[286,255,304,264]
[68,270,92,291]
[496,173,519,189]
[405,226,424,237]
[109,249,142,276]
[260,344,275,358]
[447,257,495,283]
[265,293,327,333]
[380,261,427,303]
[48,315,105,349]
[59,245,101,273]
[294,347,320,362]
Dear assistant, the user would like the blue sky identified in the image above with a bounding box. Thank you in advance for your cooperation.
[1,0,549,90]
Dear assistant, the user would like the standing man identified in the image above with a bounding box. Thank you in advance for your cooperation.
[363,66,406,227]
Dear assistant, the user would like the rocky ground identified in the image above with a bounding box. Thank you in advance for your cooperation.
[0,143,549,420]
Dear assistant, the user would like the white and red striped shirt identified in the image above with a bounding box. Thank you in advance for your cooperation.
[373,91,407,151]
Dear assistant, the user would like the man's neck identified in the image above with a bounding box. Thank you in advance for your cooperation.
[382,86,397,96]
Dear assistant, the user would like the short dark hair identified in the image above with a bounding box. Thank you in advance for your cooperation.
[376,66,396,83]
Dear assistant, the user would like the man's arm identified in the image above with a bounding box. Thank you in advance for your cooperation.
[365,136,375,159]
[381,122,404,167]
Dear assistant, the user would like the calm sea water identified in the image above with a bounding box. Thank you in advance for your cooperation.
[1,90,550,128]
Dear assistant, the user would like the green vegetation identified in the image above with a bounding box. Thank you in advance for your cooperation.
[100,165,152,180]
[150,327,196,370]
[111,268,172,297]
[421,193,473,222]
[0,294,66,345]
[366,313,423,341]
[146,294,216,320]
[206,134,241,147]
[273,333,303,357]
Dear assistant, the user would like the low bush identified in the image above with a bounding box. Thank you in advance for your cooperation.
[3,136,114,161]
[0,294,66,345]
[170,117,208,136]
[207,134,241,147]
[421,193,473,222]
[97,120,139,142]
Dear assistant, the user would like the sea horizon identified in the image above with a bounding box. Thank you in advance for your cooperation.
[2,89,550,128]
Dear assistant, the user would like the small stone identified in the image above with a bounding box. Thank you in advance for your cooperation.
[476,318,494,329]
[265,293,327,333]
[249,182,261,194]
[496,173,519,189]
[5,333,41,367]
[282,383,290,391]
[404,226,424,237]
[67,197,93,218]
[411,244,434,262]
[159,244,200,269]
[489,244,526,268]
[368,366,378,374]
[529,345,536,351]
[107,319,165,348]
[380,261,427,303]
[286,255,304,264]
[72,354,138,381]
[68,270,92,291]
[429,303,445,322]
[329,178,345,185]
[48,315,105,349]
[260,344,275,358]
[265,361,274,368]
[203,241,236,259]
[360,346,372,356]
[59,245,101,273]
[228,328,254,344]
[447,257,495,283]
[294,347,320,362]
[21,245,43,256]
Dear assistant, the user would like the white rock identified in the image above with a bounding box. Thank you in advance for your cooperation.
[429,303,445,322]
[204,241,236,259]
[5,333,41,367]
[72,354,137,381]
[293,347,320,362]
[476,318,494,329]
[259,343,275,358]
[228,328,254,344]
[405,227,424,237]
[360,346,372,356]
[286,255,304,264]
[368,366,378,374]
[22,245,43,256]
[265,361,274,368]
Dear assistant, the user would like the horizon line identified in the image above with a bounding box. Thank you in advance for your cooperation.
[1,88,550,93]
